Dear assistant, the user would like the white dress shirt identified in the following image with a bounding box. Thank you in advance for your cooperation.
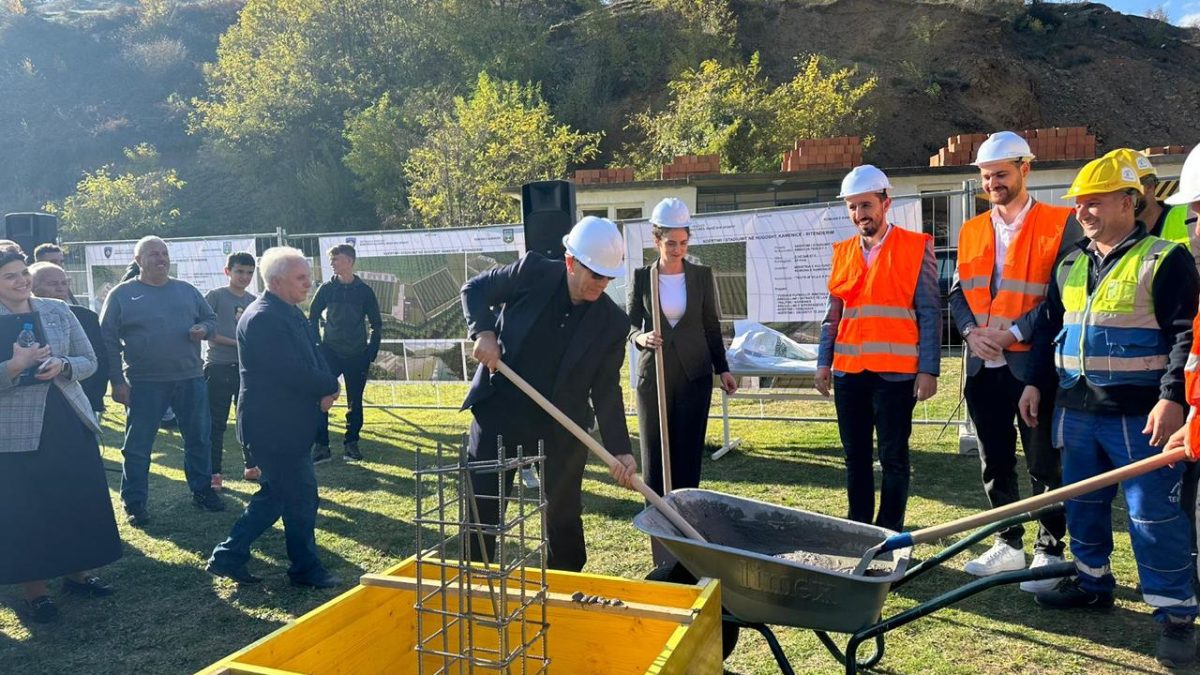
[984,196,1033,368]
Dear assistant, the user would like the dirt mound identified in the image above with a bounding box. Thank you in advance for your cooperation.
[567,0,1200,167]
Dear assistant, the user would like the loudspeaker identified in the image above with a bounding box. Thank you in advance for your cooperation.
[521,180,576,260]
[4,212,58,259]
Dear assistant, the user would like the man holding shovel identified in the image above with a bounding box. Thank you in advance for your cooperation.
[1020,153,1199,667]
[461,216,637,572]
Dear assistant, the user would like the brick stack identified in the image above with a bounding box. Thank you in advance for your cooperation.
[781,137,863,172]
[1143,145,1193,156]
[660,154,721,180]
[930,127,1097,166]
[572,167,635,185]
[928,133,989,167]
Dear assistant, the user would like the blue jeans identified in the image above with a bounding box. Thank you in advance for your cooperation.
[121,377,212,505]
[1056,407,1197,622]
[208,449,324,580]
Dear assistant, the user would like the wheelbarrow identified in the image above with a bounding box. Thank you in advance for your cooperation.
[633,489,1075,674]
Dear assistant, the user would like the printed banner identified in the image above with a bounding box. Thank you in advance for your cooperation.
[84,237,259,313]
[624,198,922,322]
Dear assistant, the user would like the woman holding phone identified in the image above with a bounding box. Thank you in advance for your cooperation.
[628,199,737,496]
[0,242,120,623]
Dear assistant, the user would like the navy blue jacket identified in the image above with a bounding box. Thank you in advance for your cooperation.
[461,253,632,457]
[237,291,339,454]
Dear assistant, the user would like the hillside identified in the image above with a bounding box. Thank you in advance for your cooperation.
[0,0,1197,235]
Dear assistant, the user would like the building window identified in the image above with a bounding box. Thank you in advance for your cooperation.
[921,194,951,249]
[580,208,608,219]
[615,207,643,220]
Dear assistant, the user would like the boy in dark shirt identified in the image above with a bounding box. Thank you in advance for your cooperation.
[309,244,381,462]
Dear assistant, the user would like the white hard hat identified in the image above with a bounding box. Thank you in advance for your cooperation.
[562,216,626,277]
[837,165,892,199]
[972,131,1035,166]
[1165,145,1200,206]
[650,198,692,228]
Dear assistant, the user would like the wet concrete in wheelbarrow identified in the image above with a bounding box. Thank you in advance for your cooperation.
[671,498,898,577]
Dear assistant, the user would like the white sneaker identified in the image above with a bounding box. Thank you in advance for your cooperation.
[1018,552,1066,593]
[963,541,1026,577]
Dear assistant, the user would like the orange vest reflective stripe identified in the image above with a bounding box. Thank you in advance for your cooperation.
[828,226,930,374]
[1188,316,1200,458]
[956,202,1071,352]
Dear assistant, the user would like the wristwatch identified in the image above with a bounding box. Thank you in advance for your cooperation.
[962,325,975,339]
[60,358,72,379]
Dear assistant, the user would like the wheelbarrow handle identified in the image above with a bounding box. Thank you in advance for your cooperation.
[878,446,1188,554]
[494,361,707,543]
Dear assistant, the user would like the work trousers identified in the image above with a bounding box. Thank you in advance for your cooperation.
[466,417,589,572]
[120,377,211,506]
[964,366,1066,555]
[833,372,915,533]
[204,362,255,474]
[315,347,369,446]
[208,447,325,582]
[1057,408,1197,622]
[636,347,714,496]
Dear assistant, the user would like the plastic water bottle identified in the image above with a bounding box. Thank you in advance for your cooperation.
[17,323,36,348]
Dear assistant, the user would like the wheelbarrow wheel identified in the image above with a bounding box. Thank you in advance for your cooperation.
[646,562,741,659]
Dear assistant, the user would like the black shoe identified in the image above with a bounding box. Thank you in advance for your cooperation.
[342,441,363,462]
[125,502,149,527]
[1034,575,1114,610]
[1157,619,1197,668]
[62,576,114,598]
[289,571,340,589]
[192,489,226,512]
[23,596,58,623]
[312,444,332,465]
[206,561,263,585]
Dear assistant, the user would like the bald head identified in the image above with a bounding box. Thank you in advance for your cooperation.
[29,261,71,302]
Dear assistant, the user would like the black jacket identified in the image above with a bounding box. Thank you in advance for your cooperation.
[309,275,382,360]
[68,304,107,412]
[460,253,632,457]
[1026,226,1199,415]
[237,292,339,454]
[628,259,729,383]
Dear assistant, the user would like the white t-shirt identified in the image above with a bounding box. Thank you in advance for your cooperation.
[659,273,686,327]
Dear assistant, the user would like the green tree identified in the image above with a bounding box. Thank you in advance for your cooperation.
[343,92,417,221]
[44,144,186,240]
[404,72,601,228]
[619,53,876,175]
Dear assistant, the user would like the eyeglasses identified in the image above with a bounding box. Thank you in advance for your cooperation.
[579,263,615,282]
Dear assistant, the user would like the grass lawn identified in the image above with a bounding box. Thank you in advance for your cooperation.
[1,359,1196,674]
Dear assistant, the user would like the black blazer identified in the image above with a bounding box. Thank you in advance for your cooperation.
[236,291,339,455]
[628,259,729,383]
[461,253,632,457]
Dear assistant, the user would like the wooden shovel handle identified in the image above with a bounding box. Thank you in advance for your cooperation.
[651,263,673,493]
[494,361,706,542]
[907,446,1189,546]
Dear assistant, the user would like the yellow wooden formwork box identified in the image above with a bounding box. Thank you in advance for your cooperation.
[197,556,722,674]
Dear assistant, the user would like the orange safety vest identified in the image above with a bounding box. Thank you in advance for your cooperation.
[1187,316,1200,458]
[956,202,1071,352]
[828,225,931,374]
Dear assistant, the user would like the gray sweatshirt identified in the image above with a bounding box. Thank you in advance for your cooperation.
[99,278,217,385]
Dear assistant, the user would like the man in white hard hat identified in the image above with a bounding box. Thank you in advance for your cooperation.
[1164,143,1200,600]
[949,130,1080,587]
[461,216,638,572]
[816,165,940,532]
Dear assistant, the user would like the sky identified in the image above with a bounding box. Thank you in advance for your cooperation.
[1051,0,1200,25]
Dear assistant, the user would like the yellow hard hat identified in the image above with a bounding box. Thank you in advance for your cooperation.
[1061,154,1144,199]
[1102,147,1156,179]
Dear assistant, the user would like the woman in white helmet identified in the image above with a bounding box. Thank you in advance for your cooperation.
[629,198,737,496]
